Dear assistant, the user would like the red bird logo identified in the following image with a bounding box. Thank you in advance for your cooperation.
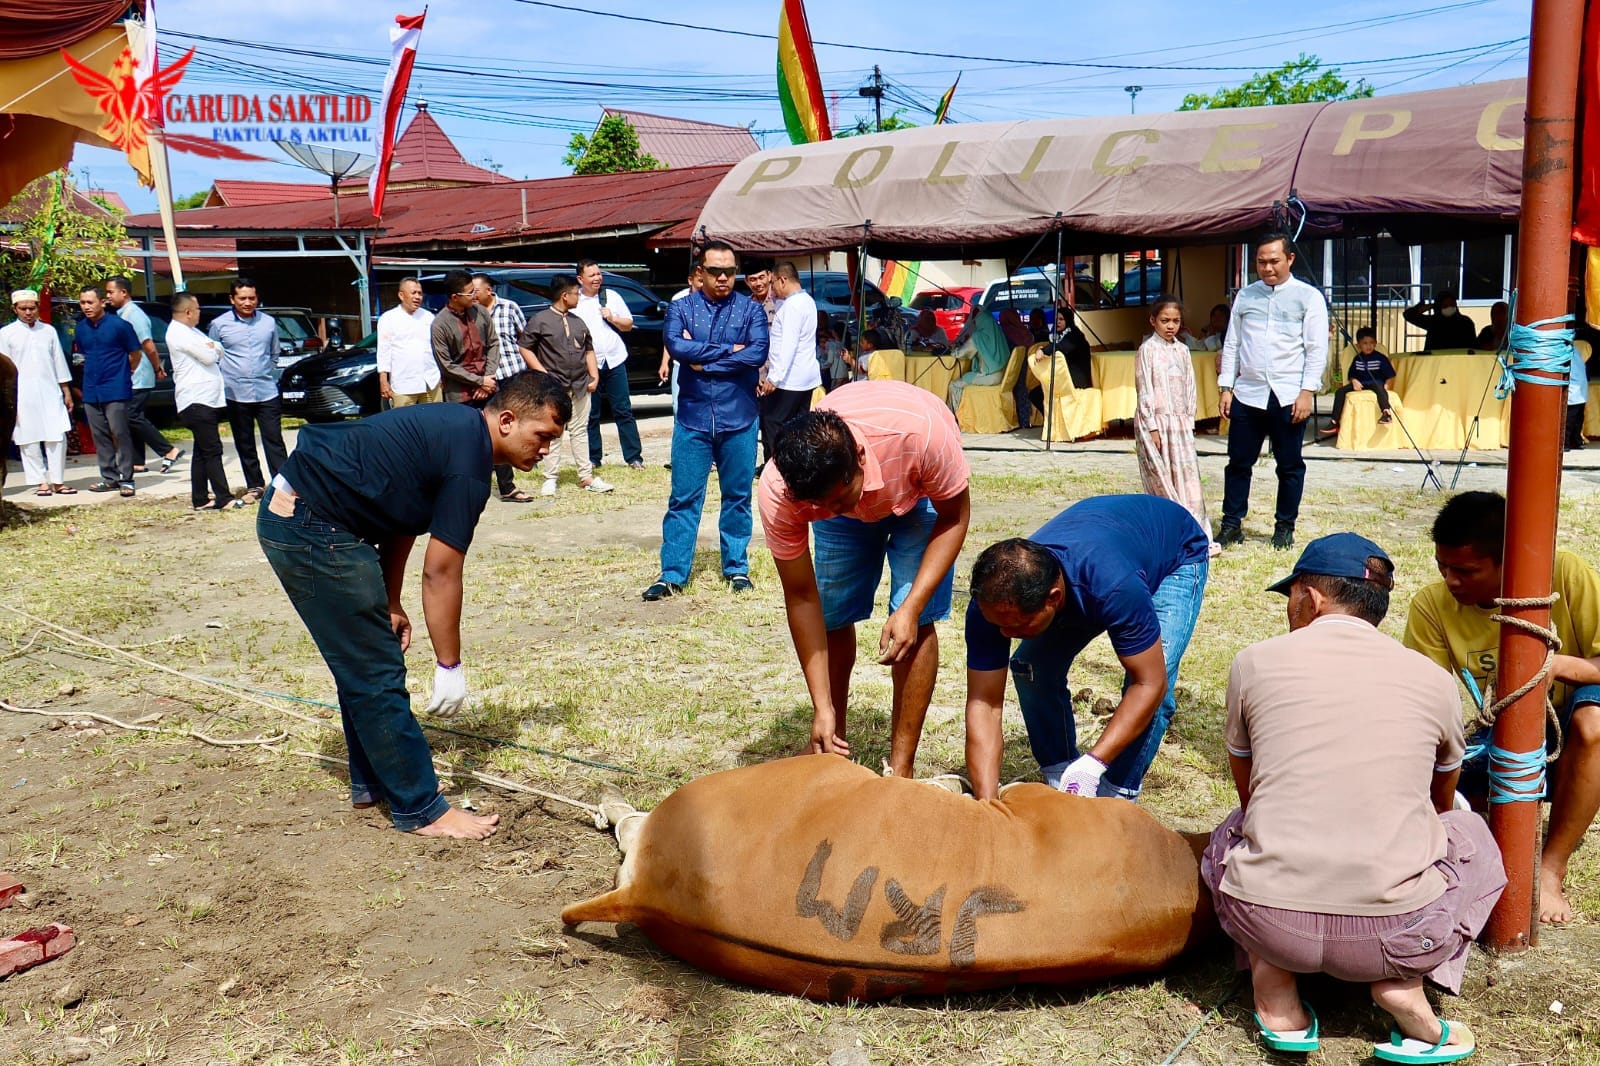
[60,44,195,157]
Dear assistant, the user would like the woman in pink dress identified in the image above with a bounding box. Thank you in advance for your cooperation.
[1136,296,1217,554]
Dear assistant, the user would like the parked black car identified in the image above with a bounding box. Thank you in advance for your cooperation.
[278,330,380,421]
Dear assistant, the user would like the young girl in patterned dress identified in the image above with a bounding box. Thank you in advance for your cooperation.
[1136,295,1218,555]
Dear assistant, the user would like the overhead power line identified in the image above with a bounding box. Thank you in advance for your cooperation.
[507,0,1526,73]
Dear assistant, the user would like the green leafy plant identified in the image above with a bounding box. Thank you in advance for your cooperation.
[563,115,664,176]
[0,171,131,320]
[1179,54,1374,110]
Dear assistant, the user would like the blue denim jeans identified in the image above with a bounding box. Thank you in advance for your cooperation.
[586,362,643,466]
[1012,558,1208,799]
[257,485,449,831]
[658,419,758,584]
[812,499,955,630]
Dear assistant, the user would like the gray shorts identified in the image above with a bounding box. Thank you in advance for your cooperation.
[1201,809,1506,994]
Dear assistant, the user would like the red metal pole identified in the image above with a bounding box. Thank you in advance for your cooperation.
[1487,0,1586,953]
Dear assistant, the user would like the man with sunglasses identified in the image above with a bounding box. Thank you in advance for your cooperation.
[644,241,769,600]
[430,269,501,406]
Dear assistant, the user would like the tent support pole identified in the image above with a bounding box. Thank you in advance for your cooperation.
[1045,226,1062,451]
[856,221,871,355]
[1486,0,1585,954]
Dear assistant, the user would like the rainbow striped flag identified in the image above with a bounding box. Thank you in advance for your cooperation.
[934,74,960,125]
[777,0,831,144]
[879,260,921,305]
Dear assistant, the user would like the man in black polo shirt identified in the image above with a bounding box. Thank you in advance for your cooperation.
[258,372,570,839]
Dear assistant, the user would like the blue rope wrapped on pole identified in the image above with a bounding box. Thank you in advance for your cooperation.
[1496,313,1576,398]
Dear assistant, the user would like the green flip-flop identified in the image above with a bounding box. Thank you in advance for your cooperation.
[1373,1020,1475,1063]
[1255,1001,1319,1053]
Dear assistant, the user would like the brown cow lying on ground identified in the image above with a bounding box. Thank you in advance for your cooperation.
[562,754,1214,1002]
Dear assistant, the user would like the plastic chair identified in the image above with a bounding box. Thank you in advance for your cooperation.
[1027,348,1103,442]
[1333,390,1408,450]
[956,346,1028,433]
[864,348,906,382]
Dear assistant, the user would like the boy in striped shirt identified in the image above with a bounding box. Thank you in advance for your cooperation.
[1321,327,1397,436]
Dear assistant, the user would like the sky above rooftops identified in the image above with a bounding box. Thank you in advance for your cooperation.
[65,0,1533,215]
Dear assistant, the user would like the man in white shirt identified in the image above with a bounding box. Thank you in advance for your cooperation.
[2,288,74,496]
[573,259,642,470]
[377,278,440,407]
[1217,234,1328,551]
[759,262,821,467]
[166,291,241,511]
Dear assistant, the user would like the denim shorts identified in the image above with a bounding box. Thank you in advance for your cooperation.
[812,497,955,632]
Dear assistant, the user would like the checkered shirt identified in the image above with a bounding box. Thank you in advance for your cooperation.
[489,298,528,379]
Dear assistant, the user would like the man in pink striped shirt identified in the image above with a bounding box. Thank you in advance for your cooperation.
[758,380,972,777]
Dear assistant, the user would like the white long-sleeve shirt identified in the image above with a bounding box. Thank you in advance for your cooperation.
[376,305,440,393]
[166,319,227,411]
[1218,275,1328,409]
[765,289,822,391]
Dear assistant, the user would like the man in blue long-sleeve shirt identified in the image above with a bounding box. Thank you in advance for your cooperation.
[643,241,770,600]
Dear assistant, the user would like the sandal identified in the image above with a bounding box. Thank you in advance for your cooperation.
[159,449,185,474]
[241,487,264,504]
[499,489,536,503]
[1373,1020,1475,1063]
[119,487,136,498]
[52,485,77,495]
[1255,1002,1319,1053]
[33,487,53,497]
[88,481,117,493]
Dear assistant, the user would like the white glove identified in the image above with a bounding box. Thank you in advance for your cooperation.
[425,662,468,717]
[1058,754,1107,796]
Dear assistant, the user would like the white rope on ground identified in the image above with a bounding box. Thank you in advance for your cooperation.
[0,605,605,826]
[0,699,287,747]
[1484,593,1565,762]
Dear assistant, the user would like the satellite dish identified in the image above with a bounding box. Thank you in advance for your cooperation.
[276,142,377,227]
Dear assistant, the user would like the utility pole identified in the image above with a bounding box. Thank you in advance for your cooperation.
[1123,85,1142,114]
[859,65,885,132]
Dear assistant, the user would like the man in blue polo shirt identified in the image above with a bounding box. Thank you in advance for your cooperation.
[642,240,769,600]
[209,277,285,500]
[258,371,569,839]
[963,495,1211,801]
[73,285,143,496]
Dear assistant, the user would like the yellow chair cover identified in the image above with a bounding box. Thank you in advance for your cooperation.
[865,348,905,382]
[1028,349,1103,442]
[1334,390,1410,450]
[957,346,1029,433]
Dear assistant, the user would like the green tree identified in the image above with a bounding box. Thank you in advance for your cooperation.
[838,109,918,137]
[173,189,210,210]
[563,115,664,175]
[0,172,130,321]
[1179,54,1374,110]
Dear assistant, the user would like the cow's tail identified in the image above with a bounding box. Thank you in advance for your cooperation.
[561,888,636,926]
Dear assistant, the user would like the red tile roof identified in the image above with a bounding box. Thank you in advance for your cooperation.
[600,108,760,169]
[125,164,732,252]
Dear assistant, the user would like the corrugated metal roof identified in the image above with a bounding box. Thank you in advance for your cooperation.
[125,165,731,252]
[206,180,331,207]
[388,107,512,186]
[601,109,760,169]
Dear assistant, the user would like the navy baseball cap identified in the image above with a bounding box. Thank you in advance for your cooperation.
[1267,532,1393,595]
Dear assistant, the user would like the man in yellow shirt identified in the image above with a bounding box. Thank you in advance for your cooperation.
[1403,490,1600,924]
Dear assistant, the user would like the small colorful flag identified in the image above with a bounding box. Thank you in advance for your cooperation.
[933,74,960,125]
[369,11,426,220]
[777,0,831,144]
[879,261,920,305]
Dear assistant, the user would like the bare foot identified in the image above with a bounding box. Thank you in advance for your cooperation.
[413,807,500,839]
[1539,862,1573,923]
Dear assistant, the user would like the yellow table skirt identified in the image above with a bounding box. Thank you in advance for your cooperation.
[903,352,967,405]
[1391,352,1509,450]
[1090,350,1221,426]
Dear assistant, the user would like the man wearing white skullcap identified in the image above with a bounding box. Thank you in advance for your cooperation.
[1,290,76,496]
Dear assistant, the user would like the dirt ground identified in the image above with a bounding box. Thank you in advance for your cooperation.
[1,412,1599,1065]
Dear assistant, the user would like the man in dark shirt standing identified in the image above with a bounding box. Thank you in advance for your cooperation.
[963,495,1210,801]
[431,269,501,405]
[73,285,143,496]
[257,372,570,839]
[1404,290,1480,351]
[518,274,608,496]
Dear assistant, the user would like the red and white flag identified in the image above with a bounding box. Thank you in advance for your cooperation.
[369,11,426,220]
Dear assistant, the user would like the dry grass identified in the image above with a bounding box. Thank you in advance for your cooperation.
[0,462,1598,1064]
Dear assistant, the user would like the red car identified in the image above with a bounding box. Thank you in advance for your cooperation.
[910,286,983,343]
